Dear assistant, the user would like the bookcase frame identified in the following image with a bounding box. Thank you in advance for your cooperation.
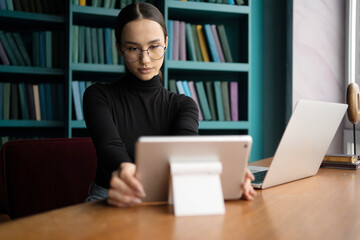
[0,0,264,161]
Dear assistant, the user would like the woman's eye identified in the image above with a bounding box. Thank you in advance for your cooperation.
[128,47,139,52]
[149,45,160,50]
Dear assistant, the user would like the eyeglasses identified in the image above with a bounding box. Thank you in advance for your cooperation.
[121,45,167,63]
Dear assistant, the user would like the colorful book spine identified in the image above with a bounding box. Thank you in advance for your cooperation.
[97,28,105,64]
[5,32,25,65]
[204,24,220,62]
[45,31,52,68]
[217,25,233,62]
[33,84,41,120]
[72,81,83,120]
[179,21,186,61]
[78,26,85,63]
[172,20,180,61]
[214,81,224,121]
[85,27,93,63]
[18,83,29,120]
[91,28,99,63]
[5,0,13,10]
[196,25,210,62]
[221,81,231,121]
[188,81,203,121]
[195,81,212,121]
[185,23,196,61]
[0,31,17,65]
[230,81,238,121]
[12,33,31,66]
[72,25,79,63]
[191,24,202,61]
[0,0,6,9]
[168,79,177,94]
[0,40,10,65]
[182,80,192,97]
[167,20,173,60]
[176,80,185,95]
[205,81,217,121]
[39,31,46,67]
[104,28,112,64]
[111,29,118,65]
[211,24,225,62]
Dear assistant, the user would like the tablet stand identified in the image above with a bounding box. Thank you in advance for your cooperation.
[168,156,225,216]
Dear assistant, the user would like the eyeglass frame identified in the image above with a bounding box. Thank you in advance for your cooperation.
[120,45,167,63]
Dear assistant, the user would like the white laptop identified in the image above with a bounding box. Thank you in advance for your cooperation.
[250,100,347,189]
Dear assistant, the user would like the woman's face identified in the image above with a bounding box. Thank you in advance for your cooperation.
[118,19,168,81]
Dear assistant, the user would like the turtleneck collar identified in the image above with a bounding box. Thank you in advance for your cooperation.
[122,72,163,91]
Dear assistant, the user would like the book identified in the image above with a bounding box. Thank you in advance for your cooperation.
[172,20,180,61]
[12,0,21,11]
[79,81,86,115]
[214,81,224,121]
[0,31,17,65]
[185,23,196,61]
[182,80,192,97]
[103,0,110,8]
[323,154,359,164]
[5,0,13,10]
[217,25,233,62]
[204,24,220,62]
[191,25,202,61]
[18,83,29,120]
[188,81,203,121]
[10,83,19,119]
[0,40,10,65]
[221,82,231,121]
[321,160,360,170]
[72,25,79,63]
[97,28,105,64]
[111,29,118,65]
[32,32,40,66]
[167,20,173,60]
[80,0,86,5]
[13,33,32,66]
[104,28,112,64]
[227,0,235,5]
[205,81,217,121]
[39,31,46,67]
[168,79,177,93]
[195,81,212,121]
[78,26,85,63]
[229,81,238,121]
[211,24,225,62]
[5,32,25,65]
[45,31,52,68]
[176,80,185,95]
[33,84,41,120]
[45,83,53,120]
[235,0,244,5]
[0,0,6,10]
[85,27,93,63]
[196,25,210,62]
[179,21,186,61]
[52,31,60,68]
[3,82,10,120]
[38,83,47,120]
[72,81,83,120]
[51,84,59,120]
[20,0,30,12]
[26,84,36,120]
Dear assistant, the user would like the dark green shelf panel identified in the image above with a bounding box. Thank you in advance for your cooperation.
[166,61,249,72]
[0,10,65,22]
[199,121,249,130]
[71,120,86,128]
[72,5,120,17]
[0,65,65,75]
[71,63,125,73]
[69,120,249,130]
[72,5,120,26]
[0,120,64,127]
[167,0,249,15]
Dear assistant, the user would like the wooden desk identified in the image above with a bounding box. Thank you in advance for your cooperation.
[1,159,360,240]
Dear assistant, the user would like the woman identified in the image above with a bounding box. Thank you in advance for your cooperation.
[83,2,256,207]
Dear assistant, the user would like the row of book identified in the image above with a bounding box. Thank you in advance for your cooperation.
[177,0,245,5]
[168,79,238,121]
[168,21,233,63]
[72,80,94,121]
[0,30,65,68]
[73,0,151,8]
[0,0,65,15]
[0,82,65,121]
[72,25,122,65]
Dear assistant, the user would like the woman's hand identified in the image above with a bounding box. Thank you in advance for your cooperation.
[107,162,146,207]
[241,168,257,201]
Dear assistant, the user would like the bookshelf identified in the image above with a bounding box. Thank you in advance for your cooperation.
[0,0,264,161]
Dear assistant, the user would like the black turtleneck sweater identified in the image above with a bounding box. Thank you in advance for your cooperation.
[83,73,199,188]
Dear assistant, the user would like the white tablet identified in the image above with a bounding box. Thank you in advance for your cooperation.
[135,135,252,202]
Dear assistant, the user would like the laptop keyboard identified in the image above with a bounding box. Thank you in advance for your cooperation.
[249,166,268,183]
